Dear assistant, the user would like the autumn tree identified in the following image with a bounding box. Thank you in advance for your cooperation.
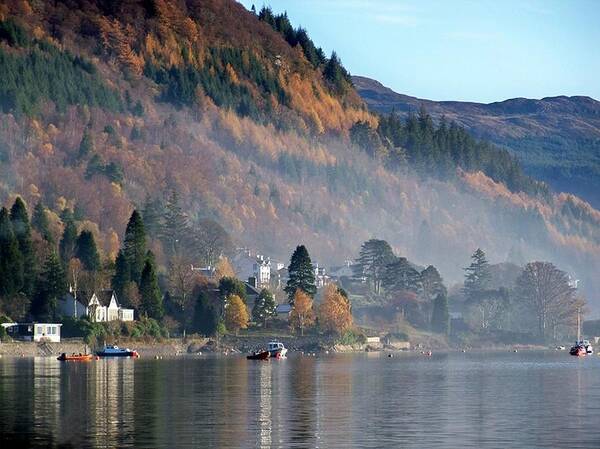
[139,251,163,320]
[214,257,235,280]
[290,289,315,336]
[431,292,450,335]
[168,254,198,334]
[353,239,395,294]
[224,294,249,335]
[9,197,34,296]
[219,276,247,303]
[0,207,23,298]
[515,261,579,340]
[196,218,231,266]
[252,288,277,327]
[285,245,316,303]
[319,284,353,335]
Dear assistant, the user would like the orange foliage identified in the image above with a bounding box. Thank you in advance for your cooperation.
[319,284,353,335]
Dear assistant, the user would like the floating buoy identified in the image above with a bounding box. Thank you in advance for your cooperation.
[95,356,100,360]
[388,354,393,358]
[513,349,518,353]
[426,351,432,357]
[21,353,25,357]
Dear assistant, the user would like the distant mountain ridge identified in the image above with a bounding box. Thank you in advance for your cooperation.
[353,76,600,207]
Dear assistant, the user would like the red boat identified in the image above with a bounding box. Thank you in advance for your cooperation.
[57,353,94,361]
[246,350,270,360]
[570,344,587,357]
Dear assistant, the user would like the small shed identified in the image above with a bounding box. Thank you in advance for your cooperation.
[1,323,63,343]
[275,304,292,321]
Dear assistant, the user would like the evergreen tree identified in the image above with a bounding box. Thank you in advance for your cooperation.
[75,230,101,271]
[124,210,147,284]
[31,251,66,321]
[32,202,53,244]
[420,265,447,301]
[353,239,395,294]
[139,251,163,320]
[59,217,78,265]
[218,276,247,303]
[78,128,93,159]
[463,248,491,300]
[112,250,130,305]
[161,191,190,257]
[431,292,450,335]
[285,245,316,304]
[10,197,35,296]
[382,257,422,294]
[252,288,277,327]
[142,195,164,238]
[193,289,218,336]
[0,207,23,297]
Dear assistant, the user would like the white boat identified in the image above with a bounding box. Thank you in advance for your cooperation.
[267,341,287,358]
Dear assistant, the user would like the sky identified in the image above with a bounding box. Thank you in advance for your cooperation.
[239,0,600,103]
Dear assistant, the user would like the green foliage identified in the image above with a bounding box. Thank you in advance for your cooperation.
[123,210,147,284]
[161,191,191,258]
[431,292,450,335]
[32,202,53,244]
[75,230,101,271]
[252,288,277,325]
[218,277,247,303]
[78,129,94,159]
[193,290,218,336]
[285,245,316,303]
[420,265,447,301]
[0,35,121,116]
[353,239,395,295]
[85,154,124,184]
[10,197,35,296]
[145,47,288,122]
[31,251,66,321]
[323,51,352,93]
[112,250,130,305]
[463,248,491,300]
[0,18,30,47]
[59,217,78,266]
[139,251,163,320]
[383,257,422,295]
[336,329,367,345]
[0,207,24,297]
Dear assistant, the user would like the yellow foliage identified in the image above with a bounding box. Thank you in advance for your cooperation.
[290,290,315,336]
[225,294,249,335]
[214,257,236,280]
[319,284,353,335]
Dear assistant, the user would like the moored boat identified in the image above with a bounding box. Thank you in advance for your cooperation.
[570,344,587,357]
[246,350,270,360]
[96,345,139,358]
[267,341,287,358]
[57,353,93,361]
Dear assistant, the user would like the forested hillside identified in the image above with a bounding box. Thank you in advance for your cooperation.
[0,0,599,311]
[353,75,600,208]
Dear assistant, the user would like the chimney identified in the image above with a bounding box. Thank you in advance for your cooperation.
[248,276,257,288]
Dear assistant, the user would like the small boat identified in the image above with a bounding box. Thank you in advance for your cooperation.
[570,344,587,357]
[96,345,139,358]
[267,341,288,358]
[570,309,593,357]
[57,353,93,362]
[246,350,270,360]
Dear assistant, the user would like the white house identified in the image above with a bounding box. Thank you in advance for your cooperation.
[2,323,63,342]
[59,290,134,322]
[232,248,272,288]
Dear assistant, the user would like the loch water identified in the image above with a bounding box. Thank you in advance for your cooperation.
[1,351,599,448]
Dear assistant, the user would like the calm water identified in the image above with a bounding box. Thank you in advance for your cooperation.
[1,351,599,448]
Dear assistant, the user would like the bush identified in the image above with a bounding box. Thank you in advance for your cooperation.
[336,329,366,345]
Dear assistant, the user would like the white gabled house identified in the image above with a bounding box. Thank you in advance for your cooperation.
[59,290,134,322]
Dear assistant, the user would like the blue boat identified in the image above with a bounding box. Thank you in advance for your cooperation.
[96,345,139,358]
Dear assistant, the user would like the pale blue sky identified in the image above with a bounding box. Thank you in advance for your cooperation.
[239,0,600,103]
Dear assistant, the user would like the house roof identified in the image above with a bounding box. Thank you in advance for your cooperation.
[63,290,117,307]
[244,282,261,296]
[276,304,292,313]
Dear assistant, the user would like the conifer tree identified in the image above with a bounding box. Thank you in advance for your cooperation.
[431,292,450,335]
[252,288,277,327]
[383,257,422,294]
[112,249,130,304]
[0,207,23,297]
[161,191,190,257]
[124,210,147,284]
[285,245,316,304]
[78,128,93,159]
[194,290,218,336]
[32,202,53,244]
[353,239,395,294]
[10,197,35,296]
[31,251,66,321]
[75,230,101,271]
[463,248,491,300]
[420,265,447,301]
[139,251,163,320]
[59,217,78,265]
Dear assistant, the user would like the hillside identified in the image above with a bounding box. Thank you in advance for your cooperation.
[353,75,600,208]
[0,0,599,312]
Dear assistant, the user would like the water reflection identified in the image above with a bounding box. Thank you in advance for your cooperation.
[1,353,600,448]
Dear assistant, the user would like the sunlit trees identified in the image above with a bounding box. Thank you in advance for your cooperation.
[515,261,579,340]
[319,284,352,335]
[214,257,235,280]
[224,294,249,335]
[285,245,316,303]
[290,289,315,336]
[353,239,395,294]
[252,288,277,327]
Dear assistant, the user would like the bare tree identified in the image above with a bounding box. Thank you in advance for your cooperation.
[515,261,578,340]
[168,255,198,335]
[195,219,231,267]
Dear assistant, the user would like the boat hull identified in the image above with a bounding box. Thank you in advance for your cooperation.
[57,354,93,361]
[96,351,139,357]
[247,351,270,360]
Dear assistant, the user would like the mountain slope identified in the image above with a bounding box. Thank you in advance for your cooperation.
[353,75,600,208]
[0,1,598,311]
